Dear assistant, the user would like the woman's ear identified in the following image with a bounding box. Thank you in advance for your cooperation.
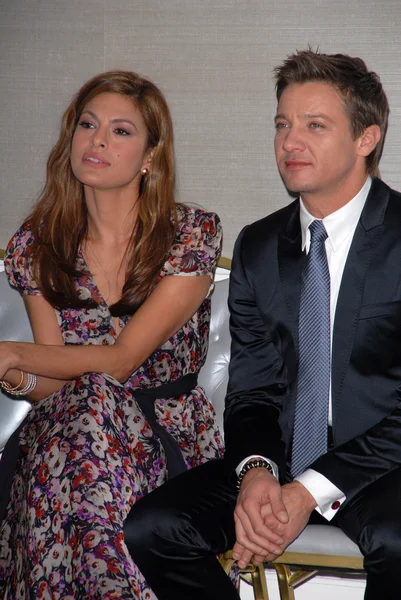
[141,148,155,172]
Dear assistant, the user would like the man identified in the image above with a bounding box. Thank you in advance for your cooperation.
[125,50,401,599]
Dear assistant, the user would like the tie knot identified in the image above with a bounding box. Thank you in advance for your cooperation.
[309,220,328,245]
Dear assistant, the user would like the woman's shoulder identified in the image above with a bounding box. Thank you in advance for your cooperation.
[176,203,221,233]
[161,204,222,277]
[5,221,34,263]
[4,222,38,294]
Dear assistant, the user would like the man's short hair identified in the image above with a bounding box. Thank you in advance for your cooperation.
[274,49,389,175]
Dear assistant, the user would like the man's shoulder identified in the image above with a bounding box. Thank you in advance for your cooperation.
[240,199,299,243]
[370,176,401,203]
[385,182,401,204]
[367,177,401,227]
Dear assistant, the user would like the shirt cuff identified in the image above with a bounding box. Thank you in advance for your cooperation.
[295,468,346,521]
[236,455,279,480]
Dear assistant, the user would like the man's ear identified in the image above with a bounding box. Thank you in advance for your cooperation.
[358,125,381,158]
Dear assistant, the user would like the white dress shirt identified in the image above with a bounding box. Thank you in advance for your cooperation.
[237,177,372,521]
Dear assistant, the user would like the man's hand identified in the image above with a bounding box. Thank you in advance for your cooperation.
[279,481,317,548]
[232,467,289,568]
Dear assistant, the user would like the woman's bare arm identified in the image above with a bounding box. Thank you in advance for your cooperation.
[2,295,70,400]
[0,274,211,395]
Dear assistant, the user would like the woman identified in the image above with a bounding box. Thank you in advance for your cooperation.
[0,71,223,599]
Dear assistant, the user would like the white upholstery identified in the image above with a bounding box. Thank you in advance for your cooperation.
[0,271,32,452]
[198,271,230,435]
[284,524,361,558]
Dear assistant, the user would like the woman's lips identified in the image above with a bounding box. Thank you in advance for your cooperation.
[82,153,110,167]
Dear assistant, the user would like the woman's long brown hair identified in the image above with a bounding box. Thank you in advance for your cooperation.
[27,70,178,315]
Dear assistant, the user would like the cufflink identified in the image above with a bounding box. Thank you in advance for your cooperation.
[331,501,341,510]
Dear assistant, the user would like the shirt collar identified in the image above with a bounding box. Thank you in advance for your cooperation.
[300,177,372,252]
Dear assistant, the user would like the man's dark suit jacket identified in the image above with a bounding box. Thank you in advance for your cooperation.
[224,177,401,506]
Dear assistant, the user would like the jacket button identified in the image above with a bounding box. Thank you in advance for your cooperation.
[331,501,341,510]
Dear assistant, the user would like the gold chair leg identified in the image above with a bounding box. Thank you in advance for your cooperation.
[274,564,318,600]
[240,563,269,600]
[250,563,269,600]
[274,564,296,600]
[219,551,235,575]
[219,553,269,600]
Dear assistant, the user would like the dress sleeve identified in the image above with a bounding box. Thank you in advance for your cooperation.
[4,225,42,296]
[161,207,222,286]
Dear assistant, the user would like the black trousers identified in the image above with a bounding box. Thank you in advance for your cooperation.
[125,458,401,600]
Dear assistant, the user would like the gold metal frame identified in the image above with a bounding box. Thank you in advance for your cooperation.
[217,256,232,270]
[219,551,270,600]
[273,550,364,600]
[275,549,364,570]
[219,549,364,600]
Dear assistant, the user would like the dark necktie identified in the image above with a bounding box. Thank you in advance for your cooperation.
[291,219,331,477]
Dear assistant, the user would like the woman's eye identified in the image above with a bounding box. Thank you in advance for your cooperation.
[114,128,130,136]
[78,120,95,129]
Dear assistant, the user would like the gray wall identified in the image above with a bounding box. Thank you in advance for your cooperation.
[1,0,400,256]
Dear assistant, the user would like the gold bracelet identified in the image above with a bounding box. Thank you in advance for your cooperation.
[1,370,25,392]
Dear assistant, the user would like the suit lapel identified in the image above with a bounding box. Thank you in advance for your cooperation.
[278,201,307,362]
[331,178,389,432]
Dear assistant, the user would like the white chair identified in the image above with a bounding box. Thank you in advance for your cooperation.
[272,525,364,600]
[0,270,32,456]
[200,260,365,600]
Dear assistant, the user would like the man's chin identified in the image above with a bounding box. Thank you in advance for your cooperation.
[279,175,302,198]
[278,168,304,193]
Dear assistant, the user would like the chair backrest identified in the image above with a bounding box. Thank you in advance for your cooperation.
[0,268,232,452]
[198,271,231,436]
[0,271,32,452]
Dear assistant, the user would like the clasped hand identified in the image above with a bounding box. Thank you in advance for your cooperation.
[232,469,317,568]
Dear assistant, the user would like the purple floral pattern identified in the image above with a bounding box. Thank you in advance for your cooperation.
[0,206,225,599]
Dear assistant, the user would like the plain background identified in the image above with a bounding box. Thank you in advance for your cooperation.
[1,0,400,256]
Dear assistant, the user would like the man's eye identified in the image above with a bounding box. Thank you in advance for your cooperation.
[309,122,323,129]
[275,122,288,129]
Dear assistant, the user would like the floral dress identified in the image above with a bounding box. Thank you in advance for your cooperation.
[0,206,224,600]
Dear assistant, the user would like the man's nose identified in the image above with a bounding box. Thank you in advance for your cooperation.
[282,127,306,153]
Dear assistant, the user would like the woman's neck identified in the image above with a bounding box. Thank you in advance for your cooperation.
[84,186,139,244]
